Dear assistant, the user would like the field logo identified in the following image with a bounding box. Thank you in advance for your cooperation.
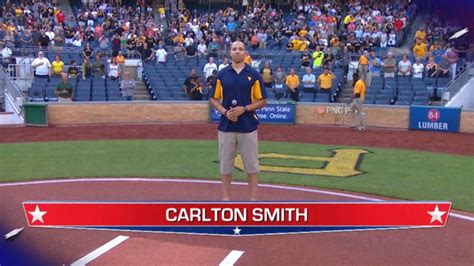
[234,149,369,177]
[427,109,440,122]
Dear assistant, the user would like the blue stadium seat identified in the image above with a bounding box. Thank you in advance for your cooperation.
[378,90,393,96]
[364,95,376,104]
[300,92,315,102]
[28,86,45,102]
[396,96,412,105]
[375,95,391,104]
[44,88,58,102]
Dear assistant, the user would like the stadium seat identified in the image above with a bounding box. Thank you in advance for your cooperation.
[28,86,45,102]
[375,95,391,104]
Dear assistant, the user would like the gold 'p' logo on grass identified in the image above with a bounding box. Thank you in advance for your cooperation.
[235,149,369,177]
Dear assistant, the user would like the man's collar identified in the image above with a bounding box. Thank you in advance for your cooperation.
[228,63,250,73]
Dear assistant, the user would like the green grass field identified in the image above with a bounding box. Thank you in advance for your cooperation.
[1,140,472,212]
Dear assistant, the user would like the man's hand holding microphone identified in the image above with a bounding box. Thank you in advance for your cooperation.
[224,99,248,122]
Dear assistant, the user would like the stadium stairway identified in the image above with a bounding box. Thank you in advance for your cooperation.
[134,81,151,101]
[58,0,74,18]
[336,82,353,104]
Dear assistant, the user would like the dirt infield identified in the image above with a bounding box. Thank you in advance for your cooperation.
[0,123,473,265]
[0,179,473,265]
[1,123,473,155]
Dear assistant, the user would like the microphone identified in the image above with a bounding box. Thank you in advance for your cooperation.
[229,100,238,123]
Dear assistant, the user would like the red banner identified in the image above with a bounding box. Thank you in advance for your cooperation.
[23,202,451,227]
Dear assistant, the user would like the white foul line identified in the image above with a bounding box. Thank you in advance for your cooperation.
[1,178,473,222]
[219,250,245,266]
[71,235,129,266]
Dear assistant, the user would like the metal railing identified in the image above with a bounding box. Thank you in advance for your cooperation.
[0,67,25,116]
[443,63,473,104]
[6,63,35,92]
[11,46,143,59]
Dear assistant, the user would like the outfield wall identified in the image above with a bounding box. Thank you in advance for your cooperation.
[46,102,474,133]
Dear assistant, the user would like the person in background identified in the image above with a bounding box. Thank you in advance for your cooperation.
[67,60,79,79]
[302,67,316,92]
[358,50,370,87]
[317,67,336,93]
[260,61,274,89]
[350,72,366,132]
[82,57,93,80]
[218,58,229,71]
[206,70,218,99]
[285,68,300,102]
[120,72,135,101]
[108,57,120,80]
[183,68,203,100]
[383,52,396,78]
[31,51,51,81]
[51,55,64,78]
[92,54,107,79]
[398,55,412,77]
[155,44,168,66]
[203,57,217,79]
[412,59,424,79]
[368,51,382,85]
[55,73,74,102]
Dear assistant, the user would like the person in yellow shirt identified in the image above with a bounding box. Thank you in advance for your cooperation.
[291,36,301,51]
[415,28,426,42]
[299,28,308,39]
[285,68,300,101]
[244,54,252,65]
[15,7,23,17]
[350,72,366,131]
[358,51,370,87]
[51,55,65,77]
[343,15,355,27]
[173,33,184,45]
[330,37,340,48]
[158,5,166,20]
[317,68,336,92]
[412,39,427,60]
[299,38,308,52]
[116,51,126,77]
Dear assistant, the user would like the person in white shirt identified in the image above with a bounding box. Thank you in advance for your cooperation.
[72,34,83,47]
[184,34,194,47]
[108,57,120,80]
[203,57,217,79]
[302,67,316,91]
[218,57,229,71]
[155,44,168,66]
[45,28,55,46]
[197,40,207,58]
[412,59,424,79]
[31,51,51,79]
[398,55,412,76]
[388,32,396,46]
[380,32,388,48]
[1,44,13,66]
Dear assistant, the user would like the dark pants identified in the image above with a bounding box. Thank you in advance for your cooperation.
[288,87,299,102]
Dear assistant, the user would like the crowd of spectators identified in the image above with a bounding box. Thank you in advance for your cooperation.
[0,0,471,103]
[0,0,419,64]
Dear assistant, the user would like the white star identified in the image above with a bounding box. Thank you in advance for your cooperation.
[427,205,447,224]
[233,226,241,235]
[28,205,47,224]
